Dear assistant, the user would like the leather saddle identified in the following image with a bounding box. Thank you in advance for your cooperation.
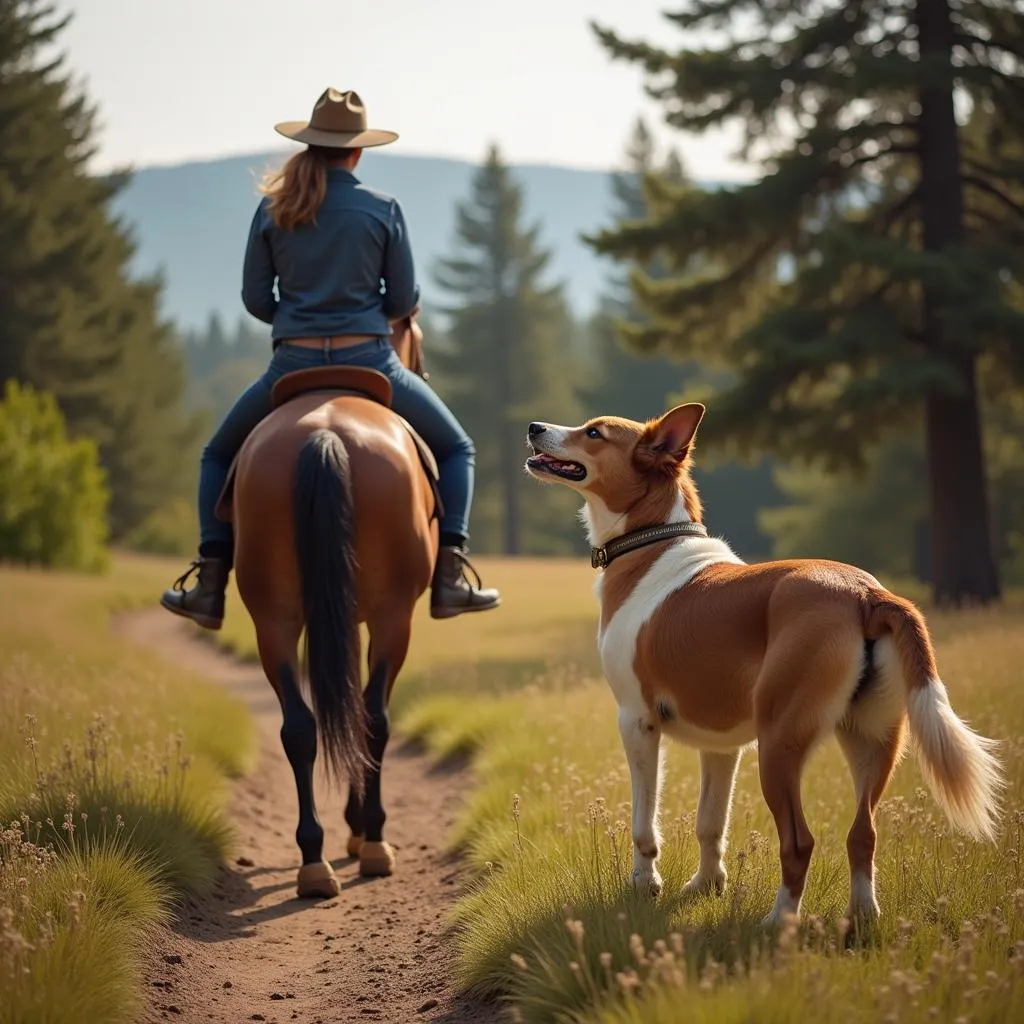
[214,366,442,524]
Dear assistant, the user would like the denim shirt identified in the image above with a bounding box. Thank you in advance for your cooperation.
[241,168,420,341]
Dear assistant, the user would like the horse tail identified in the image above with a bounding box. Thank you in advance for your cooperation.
[293,428,369,790]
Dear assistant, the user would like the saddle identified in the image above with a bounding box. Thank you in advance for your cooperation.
[214,366,443,524]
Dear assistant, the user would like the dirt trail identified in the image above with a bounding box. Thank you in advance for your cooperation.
[117,609,501,1024]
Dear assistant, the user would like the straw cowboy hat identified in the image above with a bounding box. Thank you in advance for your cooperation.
[274,89,398,149]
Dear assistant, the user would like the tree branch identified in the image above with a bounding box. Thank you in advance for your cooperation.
[953,28,1024,66]
[966,207,1024,245]
[831,143,917,178]
[962,153,1024,183]
[871,185,922,235]
[842,276,898,319]
[961,173,1024,223]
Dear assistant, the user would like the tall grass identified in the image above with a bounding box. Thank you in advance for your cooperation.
[400,604,1024,1023]
[0,558,253,1024]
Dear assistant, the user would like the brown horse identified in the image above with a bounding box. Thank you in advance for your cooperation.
[220,318,438,897]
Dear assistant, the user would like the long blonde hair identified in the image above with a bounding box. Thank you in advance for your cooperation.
[260,145,350,230]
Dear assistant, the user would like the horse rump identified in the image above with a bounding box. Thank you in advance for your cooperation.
[293,428,369,790]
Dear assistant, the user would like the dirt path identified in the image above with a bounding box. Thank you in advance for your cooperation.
[117,609,500,1024]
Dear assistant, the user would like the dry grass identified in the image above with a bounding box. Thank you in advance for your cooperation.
[0,555,253,1024]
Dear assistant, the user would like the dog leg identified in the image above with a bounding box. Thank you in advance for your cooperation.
[758,732,816,927]
[835,722,905,926]
[753,615,866,926]
[682,748,742,897]
[618,706,663,897]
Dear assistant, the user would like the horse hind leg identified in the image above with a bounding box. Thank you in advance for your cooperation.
[355,611,413,878]
[343,788,365,859]
[257,621,340,899]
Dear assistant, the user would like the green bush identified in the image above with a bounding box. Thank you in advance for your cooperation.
[0,380,109,571]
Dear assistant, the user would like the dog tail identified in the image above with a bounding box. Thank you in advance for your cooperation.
[866,592,1004,842]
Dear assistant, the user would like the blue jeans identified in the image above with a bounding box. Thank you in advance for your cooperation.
[197,338,474,553]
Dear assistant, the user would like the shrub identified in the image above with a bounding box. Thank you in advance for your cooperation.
[0,380,109,571]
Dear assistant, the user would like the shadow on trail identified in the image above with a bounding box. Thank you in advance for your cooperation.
[170,859,358,940]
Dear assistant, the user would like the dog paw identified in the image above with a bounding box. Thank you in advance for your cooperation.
[761,906,801,930]
[681,868,726,898]
[762,886,801,929]
[845,876,880,926]
[843,898,881,940]
[630,866,663,898]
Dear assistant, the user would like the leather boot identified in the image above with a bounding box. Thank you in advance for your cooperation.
[430,547,500,619]
[160,557,230,631]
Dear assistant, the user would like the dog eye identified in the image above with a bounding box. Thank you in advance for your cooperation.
[585,427,603,440]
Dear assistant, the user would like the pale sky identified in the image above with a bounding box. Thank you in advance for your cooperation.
[64,0,755,180]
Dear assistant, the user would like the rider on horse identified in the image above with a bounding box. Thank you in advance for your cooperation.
[161,88,501,628]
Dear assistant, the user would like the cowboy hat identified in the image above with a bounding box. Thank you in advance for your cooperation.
[274,88,398,149]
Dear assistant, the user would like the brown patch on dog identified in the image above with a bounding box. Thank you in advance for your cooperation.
[636,838,659,859]
[633,560,876,735]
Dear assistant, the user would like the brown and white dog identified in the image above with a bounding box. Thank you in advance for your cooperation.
[525,403,1004,926]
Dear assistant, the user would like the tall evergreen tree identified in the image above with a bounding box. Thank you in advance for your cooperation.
[579,118,692,422]
[589,0,1024,605]
[0,0,197,537]
[432,144,581,556]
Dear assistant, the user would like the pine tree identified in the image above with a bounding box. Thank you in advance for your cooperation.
[589,0,1024,605]
[580,119,784,558]
[432,144,582,556]
[579,119,693,422]
[0,0,198,537]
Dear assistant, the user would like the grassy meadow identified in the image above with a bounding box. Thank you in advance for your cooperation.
[9,551,1018,1023]
[0,555,253,1024]
[218,557,1024,1023]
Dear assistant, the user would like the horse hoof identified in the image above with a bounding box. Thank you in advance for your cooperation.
[359,841,396,877]
[346,833,364,858]
[296,861,340,899]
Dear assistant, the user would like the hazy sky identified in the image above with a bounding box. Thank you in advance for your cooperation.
[64,0,754,180]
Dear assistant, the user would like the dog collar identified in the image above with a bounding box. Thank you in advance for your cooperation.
[591,521,709,570]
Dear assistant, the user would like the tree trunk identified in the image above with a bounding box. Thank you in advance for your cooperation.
[924,362,999,605]
[501,421,521,556]
[498,299,520,556]
[912,518,931,585]
[916,0,1000,605]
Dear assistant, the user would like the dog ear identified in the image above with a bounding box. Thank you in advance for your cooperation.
[636,403,705,473]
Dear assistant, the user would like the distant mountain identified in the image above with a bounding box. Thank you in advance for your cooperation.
[110,149,660,333]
